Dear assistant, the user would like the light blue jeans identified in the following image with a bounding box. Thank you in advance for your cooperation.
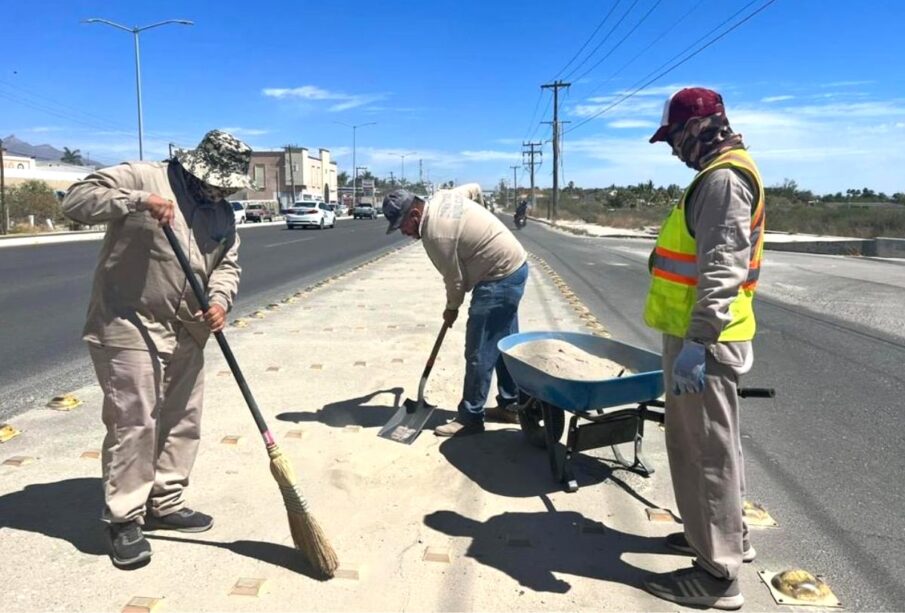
[458,262,528,424]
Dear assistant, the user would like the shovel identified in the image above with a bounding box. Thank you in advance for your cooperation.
[378,323,450,445]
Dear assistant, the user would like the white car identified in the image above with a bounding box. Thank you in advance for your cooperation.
[231,201,246,224]
[286,201,336,230]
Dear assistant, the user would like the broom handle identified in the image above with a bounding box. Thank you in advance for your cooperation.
[162,224,274,444]
[416,323,449,402]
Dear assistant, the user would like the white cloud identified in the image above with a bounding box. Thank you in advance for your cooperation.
[608,119,657,129]
[820,80,875,88]
[460,150,521,162]
[220,127,270,136]
[761,95,795,103]
[262,85,386,112]
[27,126,63,133]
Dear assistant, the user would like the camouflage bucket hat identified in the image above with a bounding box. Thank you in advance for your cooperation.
[174,130,256,190]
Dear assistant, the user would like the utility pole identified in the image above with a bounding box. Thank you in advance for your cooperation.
[419,158,423,186]
[510,165,520,210]
[389,171,395,186]
[522,141,542,216]
[0,138,6,234]
[286,145,297,204]
[541,80,570,221]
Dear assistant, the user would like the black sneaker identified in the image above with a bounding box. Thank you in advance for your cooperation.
[108,521,152,568]
[144,508,214,533]
[644,564,744,610]
[484,405,519,424]
[665,531,757,563]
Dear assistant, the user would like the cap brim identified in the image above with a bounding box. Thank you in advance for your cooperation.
[649,125,670,144]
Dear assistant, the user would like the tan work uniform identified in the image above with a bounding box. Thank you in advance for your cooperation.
[63,161,240,523]
[663,167,755,581]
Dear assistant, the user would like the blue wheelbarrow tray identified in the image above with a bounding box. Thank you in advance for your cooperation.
[498,331,665,492]
[499,331,664,413]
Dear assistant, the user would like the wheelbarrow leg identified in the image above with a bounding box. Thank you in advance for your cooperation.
[560,414,580,492]
[610,405,655,477]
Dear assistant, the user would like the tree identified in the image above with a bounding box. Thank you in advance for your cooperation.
[61,147,83,165]
[337,171,350,187]
[8,180,62,224]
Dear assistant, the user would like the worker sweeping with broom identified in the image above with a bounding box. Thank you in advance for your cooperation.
[63,130,337,576]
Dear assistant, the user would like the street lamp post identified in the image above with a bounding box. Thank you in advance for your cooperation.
[83,18,194,160]
[334,121,376,206]
[393,151,415,185]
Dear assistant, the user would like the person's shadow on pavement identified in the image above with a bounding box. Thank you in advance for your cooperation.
[424,508,662,594]
[276,387,455,430]
[0,477,106,556]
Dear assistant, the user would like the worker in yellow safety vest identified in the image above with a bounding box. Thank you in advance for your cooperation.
[641,88,765,611]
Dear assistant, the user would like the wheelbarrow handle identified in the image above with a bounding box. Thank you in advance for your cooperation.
[162,224,272,440]
[738,387,775,398]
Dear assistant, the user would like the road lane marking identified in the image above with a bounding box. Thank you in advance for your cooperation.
[265,237,316,248]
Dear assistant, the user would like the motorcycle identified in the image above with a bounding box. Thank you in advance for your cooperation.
[513,211,527,230]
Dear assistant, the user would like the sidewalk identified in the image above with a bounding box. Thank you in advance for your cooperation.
[0,244,779,612]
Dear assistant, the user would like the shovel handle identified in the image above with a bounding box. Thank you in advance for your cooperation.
[162,224,272,440]
[422,323,449,378]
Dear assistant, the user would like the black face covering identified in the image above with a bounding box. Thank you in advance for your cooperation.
[182,167,238,204]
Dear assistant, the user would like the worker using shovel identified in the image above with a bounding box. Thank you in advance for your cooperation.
[383,187,528,437]
[62,130,253,568]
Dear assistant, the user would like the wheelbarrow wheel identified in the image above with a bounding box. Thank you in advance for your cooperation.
[517,395,565,449]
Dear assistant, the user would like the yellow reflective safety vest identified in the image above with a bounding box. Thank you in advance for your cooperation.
[643,148,765,341]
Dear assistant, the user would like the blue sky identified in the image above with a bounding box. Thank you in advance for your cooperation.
[3,0,904,194]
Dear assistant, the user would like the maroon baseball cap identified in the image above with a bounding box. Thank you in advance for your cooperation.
[649,87,726,143]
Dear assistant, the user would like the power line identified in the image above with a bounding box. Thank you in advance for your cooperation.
[562,0,641,82]
[552,0,623,80]
[0,78,131,132]
[564,0,778,136]
[571,0,665,84]
[582,0,706,100]
[527,95,553,141]
[0,88,127,134]
[522,90,544,140]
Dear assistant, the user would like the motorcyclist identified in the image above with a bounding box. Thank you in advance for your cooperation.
[514,200,528,228]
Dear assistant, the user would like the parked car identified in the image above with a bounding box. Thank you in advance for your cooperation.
[335,203,349,217]
[353,203,378,219]
[231,201,246,224]
[245,203,275,223]
[286,201,336,230]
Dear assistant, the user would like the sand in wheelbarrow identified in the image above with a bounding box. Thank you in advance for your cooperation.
[509,338,628,381]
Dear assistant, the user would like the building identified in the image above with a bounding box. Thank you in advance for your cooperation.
[1,151,91,191]
[241,147,339,209]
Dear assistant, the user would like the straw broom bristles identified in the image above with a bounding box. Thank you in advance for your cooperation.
[268,443,339,578]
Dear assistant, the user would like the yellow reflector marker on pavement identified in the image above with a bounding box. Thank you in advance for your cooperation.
[47,394,82,411]
[0,424,21,443]
[759,569,841,608]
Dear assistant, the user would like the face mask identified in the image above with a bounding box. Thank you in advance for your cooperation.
[184,170,238,203]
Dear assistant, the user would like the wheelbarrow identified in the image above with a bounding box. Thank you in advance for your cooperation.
[499,331,772,492]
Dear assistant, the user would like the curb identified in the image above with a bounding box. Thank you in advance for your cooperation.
[0,215,359,249]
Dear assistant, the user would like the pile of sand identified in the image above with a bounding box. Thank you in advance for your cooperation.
[509,338,628,381]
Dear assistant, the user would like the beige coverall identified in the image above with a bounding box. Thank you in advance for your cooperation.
[63,161,240,523]
[662,166,757,581]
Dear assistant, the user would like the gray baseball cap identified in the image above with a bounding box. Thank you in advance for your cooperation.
[383,189,417,234]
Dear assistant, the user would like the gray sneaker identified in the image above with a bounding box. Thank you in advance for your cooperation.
[665,532,757,563]
[108,521,152,568]
[434,419,485,437]
[144,508,213,533]
[644,565,744,610]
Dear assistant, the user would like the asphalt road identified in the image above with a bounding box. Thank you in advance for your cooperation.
[0,218,405,420]
[511,220,905,611]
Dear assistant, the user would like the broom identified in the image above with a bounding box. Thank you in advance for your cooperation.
[163,224,339,578]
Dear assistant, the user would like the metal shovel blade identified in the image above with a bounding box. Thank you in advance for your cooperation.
[377,397,437,445]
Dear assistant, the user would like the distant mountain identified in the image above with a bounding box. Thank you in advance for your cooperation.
[2,134,100,166]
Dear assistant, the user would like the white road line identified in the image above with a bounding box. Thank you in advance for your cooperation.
[265,237,316,248]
